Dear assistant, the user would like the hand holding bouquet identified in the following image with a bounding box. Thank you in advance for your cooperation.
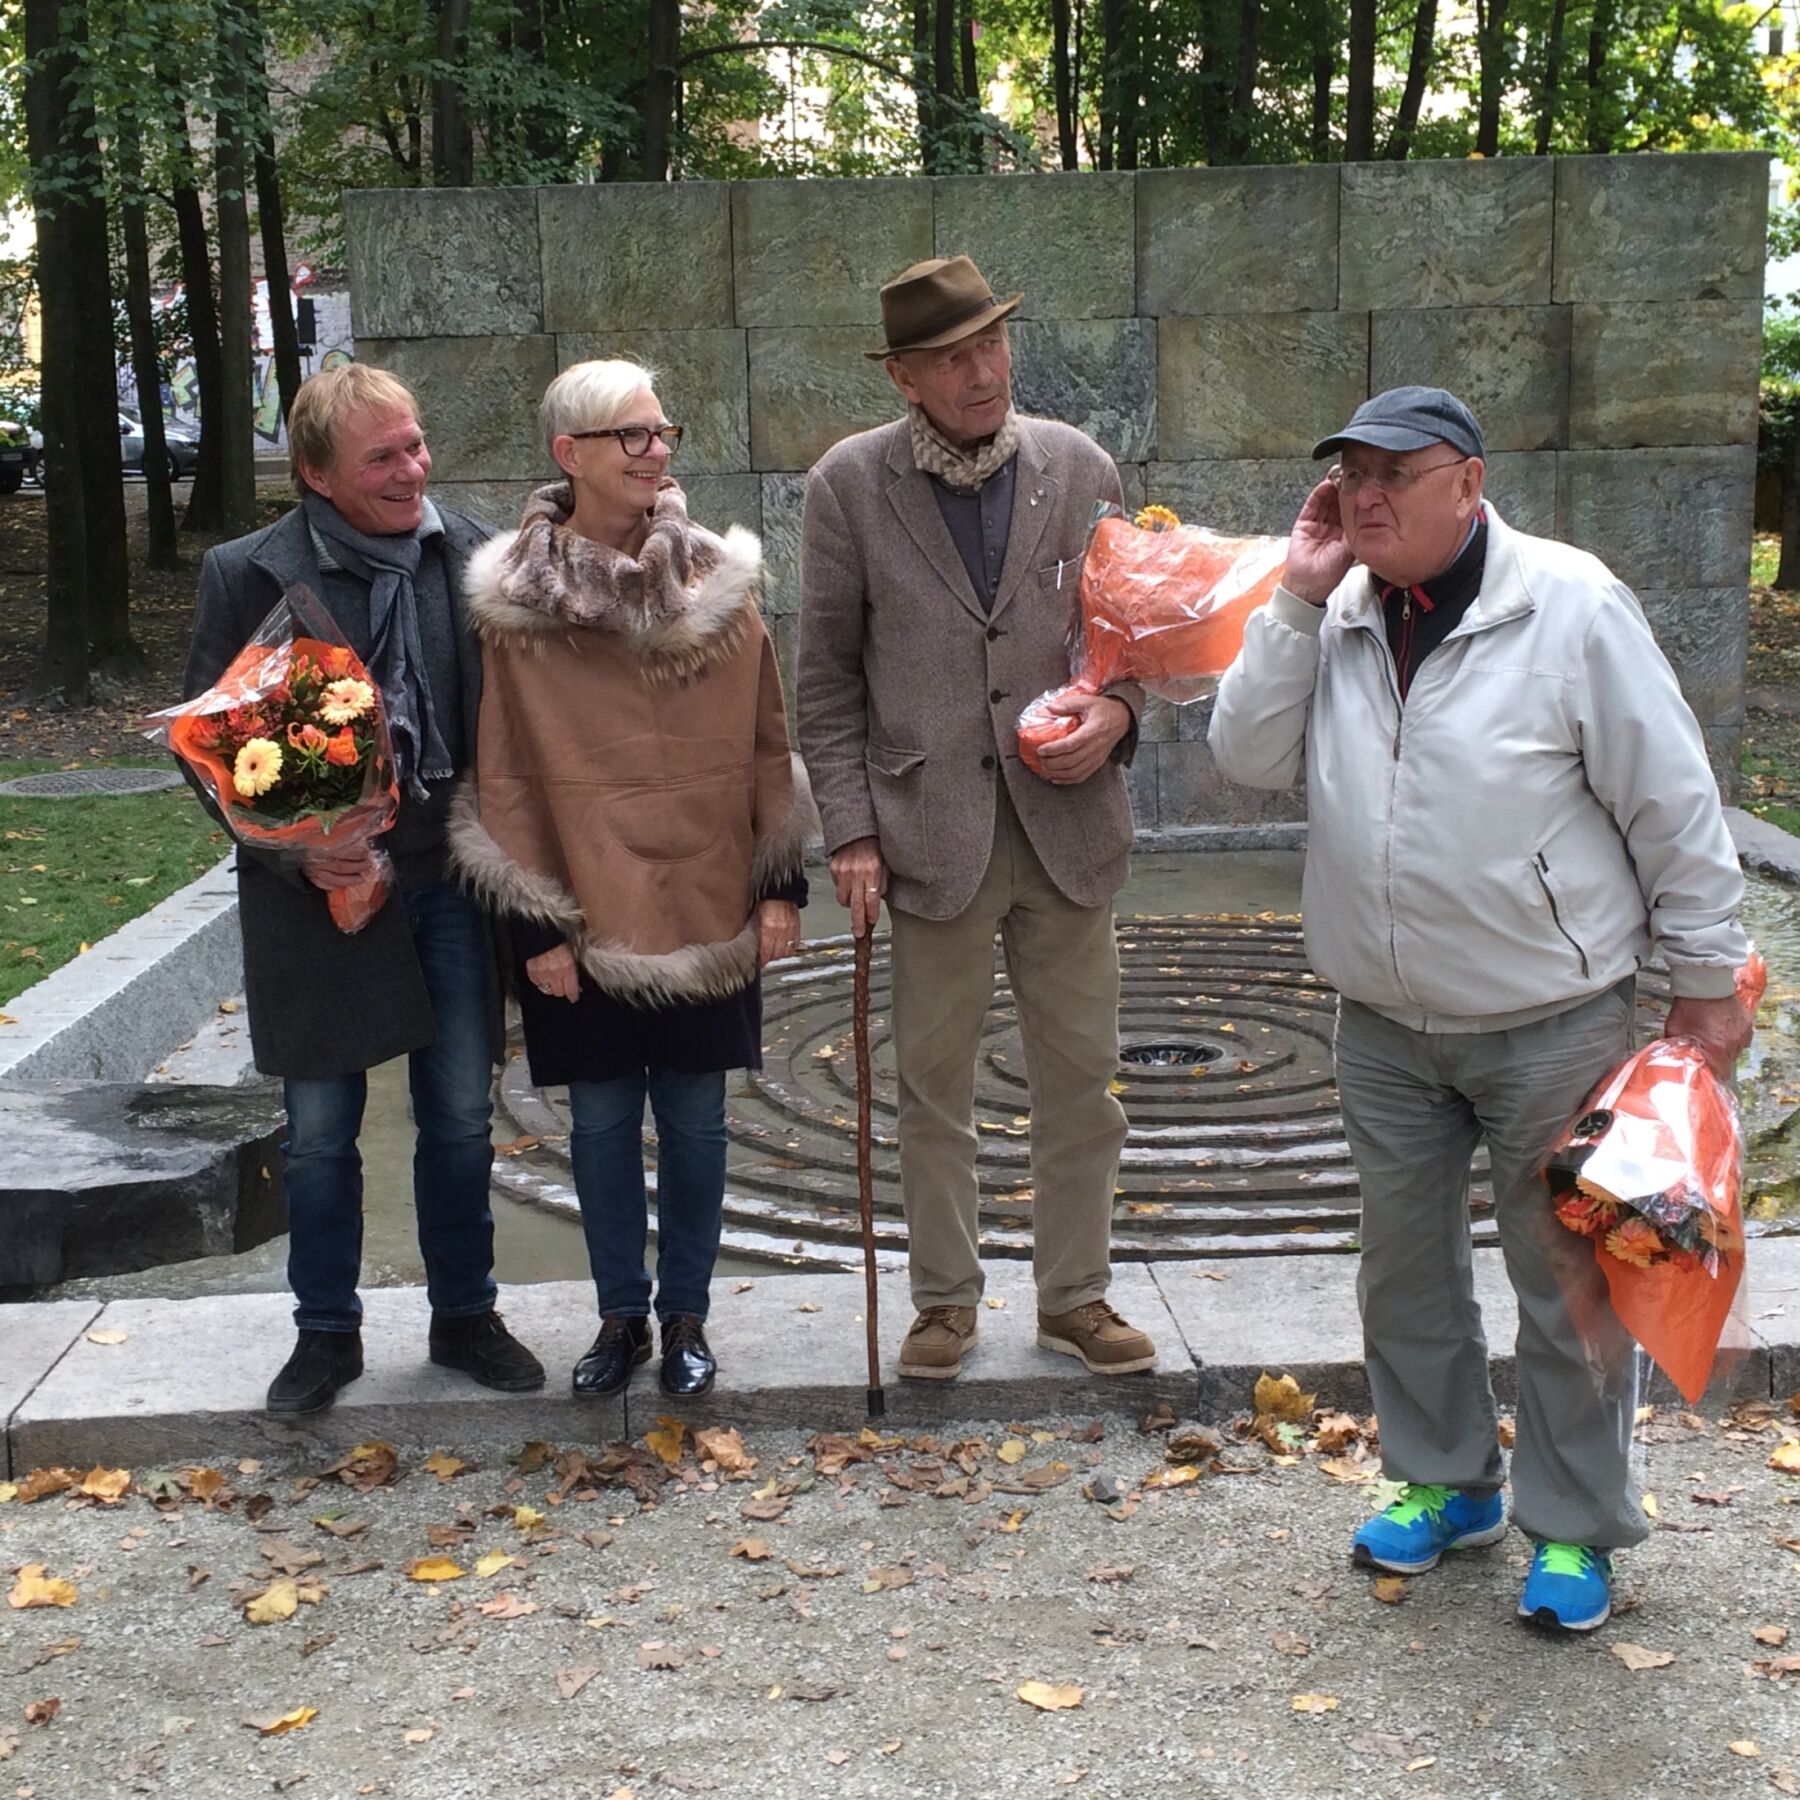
[1544,954,1766,1402]
[1017,504,1288,777]
[146,585,400,933]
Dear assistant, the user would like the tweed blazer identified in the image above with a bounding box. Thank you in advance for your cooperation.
[184,502,501,1079]
[797,414,1139,920]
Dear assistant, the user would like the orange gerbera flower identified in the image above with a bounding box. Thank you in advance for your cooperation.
[1603,1216,1665,1269]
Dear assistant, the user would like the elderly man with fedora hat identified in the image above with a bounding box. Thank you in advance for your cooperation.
[797,254,1157,1384]
[1210,384,1752,1632]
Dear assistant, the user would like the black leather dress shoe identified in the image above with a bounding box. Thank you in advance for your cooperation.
[267,1328,364,1417]
[428,1310,545,1392]
[660,1314,717,1398]
[573,1315,652,1397]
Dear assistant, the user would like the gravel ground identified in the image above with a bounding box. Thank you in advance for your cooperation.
[1,1404,1798,1800]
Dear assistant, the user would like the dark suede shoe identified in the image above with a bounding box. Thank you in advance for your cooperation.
[427,1310,545,1392]
[572,1315,653,1398]
[660,1314,717,1398]
[267,1328,364,1417]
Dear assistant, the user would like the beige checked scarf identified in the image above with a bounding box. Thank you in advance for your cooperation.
[907,404,1021,490]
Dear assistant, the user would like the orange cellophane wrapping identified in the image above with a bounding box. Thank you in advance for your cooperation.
[158,620,400,934]
[1545,954,1766,1403]
[1079,515,1288,702]
[1015,688,1083,777]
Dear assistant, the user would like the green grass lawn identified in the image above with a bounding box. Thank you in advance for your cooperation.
[1754,532,1781,589]
[0,762,229,1007]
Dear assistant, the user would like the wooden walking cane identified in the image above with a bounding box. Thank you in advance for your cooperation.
[853,930,885,1418]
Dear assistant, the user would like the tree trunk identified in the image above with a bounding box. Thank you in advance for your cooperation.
[246,0,302,429]
[1584,0,1615,152]
[1227,0,1260,163]
[1117,0,1139,169]
[1052,0,1077,168]
[215,0,260,537]
[1474,0,1510,157]
[1384,0,1437,159]
[959,0,980,170]
[432,0,474,184]
[1096,0,1123,169]
[116,106,179,572]
[933,0,958,171]
[642,0,679,180]
[1534,0,1567,154]
[912,0,936,167]
[514,0,566,169]
[23,0,90,697]
[1345,0,1377,160]
[1309,0,1334,160]
[1778,407,1800,590]
[163,73,227,534]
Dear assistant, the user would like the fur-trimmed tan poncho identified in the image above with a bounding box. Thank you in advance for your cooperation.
[449,480,815,1007]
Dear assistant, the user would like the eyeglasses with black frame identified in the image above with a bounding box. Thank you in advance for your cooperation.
[567,424,684,457]
[1327,454,1470,497]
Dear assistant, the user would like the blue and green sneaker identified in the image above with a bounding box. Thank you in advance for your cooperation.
[1351,1483,1508,1574]
[1518,1541,1612,1631]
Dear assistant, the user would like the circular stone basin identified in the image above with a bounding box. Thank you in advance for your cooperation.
[0,768,185,798]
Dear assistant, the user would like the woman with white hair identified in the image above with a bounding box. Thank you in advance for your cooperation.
[450,359,813,1400]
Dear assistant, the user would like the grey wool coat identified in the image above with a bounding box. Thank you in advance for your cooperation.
[183,502,501,1079]
[796,414,1141,920]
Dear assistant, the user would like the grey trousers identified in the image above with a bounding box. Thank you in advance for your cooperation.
[888,786,1128,1315]
[1334,980,1648,1550]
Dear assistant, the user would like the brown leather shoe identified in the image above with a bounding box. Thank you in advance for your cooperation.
[1037,1299,1157,1374]
[898,1305,978,1380]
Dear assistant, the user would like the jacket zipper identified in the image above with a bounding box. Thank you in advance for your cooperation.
[1534,852,1591,977]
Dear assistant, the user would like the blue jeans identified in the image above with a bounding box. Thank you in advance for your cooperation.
[567,1067,727,1322]
[281,884,498,1332]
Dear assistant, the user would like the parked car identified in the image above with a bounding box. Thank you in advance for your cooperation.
[0,411,41,495]
[121,411,201,480]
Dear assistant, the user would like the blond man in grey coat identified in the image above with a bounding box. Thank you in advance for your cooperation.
[797,255,1156,1382]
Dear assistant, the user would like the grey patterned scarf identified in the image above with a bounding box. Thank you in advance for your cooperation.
[908,404,1021,491]
[304,491,452,799]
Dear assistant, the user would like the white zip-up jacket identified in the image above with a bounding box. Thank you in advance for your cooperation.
[1209,506,1746,1032]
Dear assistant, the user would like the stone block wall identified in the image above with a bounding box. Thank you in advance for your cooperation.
[347,153,1765,829]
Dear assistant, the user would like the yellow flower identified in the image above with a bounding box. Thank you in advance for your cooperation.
[1134,503,1182,532]
[1604,1217,1664,1269]
[318,678,375,726]
[232,737,283,798]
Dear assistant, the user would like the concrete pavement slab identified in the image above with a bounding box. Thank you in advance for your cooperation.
[625,1260,1195,1434]
[1,1297,102,1476]
[10,1284,625,1470]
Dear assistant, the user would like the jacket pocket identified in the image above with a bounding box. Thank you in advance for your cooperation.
[864,742,930,879]
[1533,852,1591,979]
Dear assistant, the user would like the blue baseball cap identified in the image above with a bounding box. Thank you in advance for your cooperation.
[1312,385,1485,461]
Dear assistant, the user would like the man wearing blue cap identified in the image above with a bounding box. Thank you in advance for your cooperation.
[1210,386,1752,1631]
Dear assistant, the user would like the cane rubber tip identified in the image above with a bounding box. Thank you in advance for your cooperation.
[867,1389,886,1419]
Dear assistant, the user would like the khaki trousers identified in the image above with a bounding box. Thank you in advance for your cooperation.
[887,786,1127,1315]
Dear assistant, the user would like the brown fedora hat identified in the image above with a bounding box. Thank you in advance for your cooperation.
[865,255,1023,360]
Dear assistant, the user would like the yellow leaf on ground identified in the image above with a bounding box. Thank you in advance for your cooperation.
[1610,1643,1676,1671]
[8,1565,77,1609]
[997,1439,1028,1464]
[1728,1741,1760,1758]
[985,1297,1007,1309]
[1143,1465,1200,1490]
[242,1707,317,1736]
[0,1483,15,1503]
[1370,1576,1410,1605]
[645,1417,686,1465]
[78,1467,130,1503]
[1017,1681,1083,1711]
[422,1452,467,1483]
[1772,1442,1800,1474]
[405,1558,467,1584]
[474,1551,516,1579]
[1642,1492,1659,1517]
[512,1505,545,1533]
[1291,1694,1339,1713]
[1317,1456,1375,1485]
[1254,1373,1317,1422]
[244,1579,299,1625]
[84,1330,126,1346]
[693,1427,754,1473]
